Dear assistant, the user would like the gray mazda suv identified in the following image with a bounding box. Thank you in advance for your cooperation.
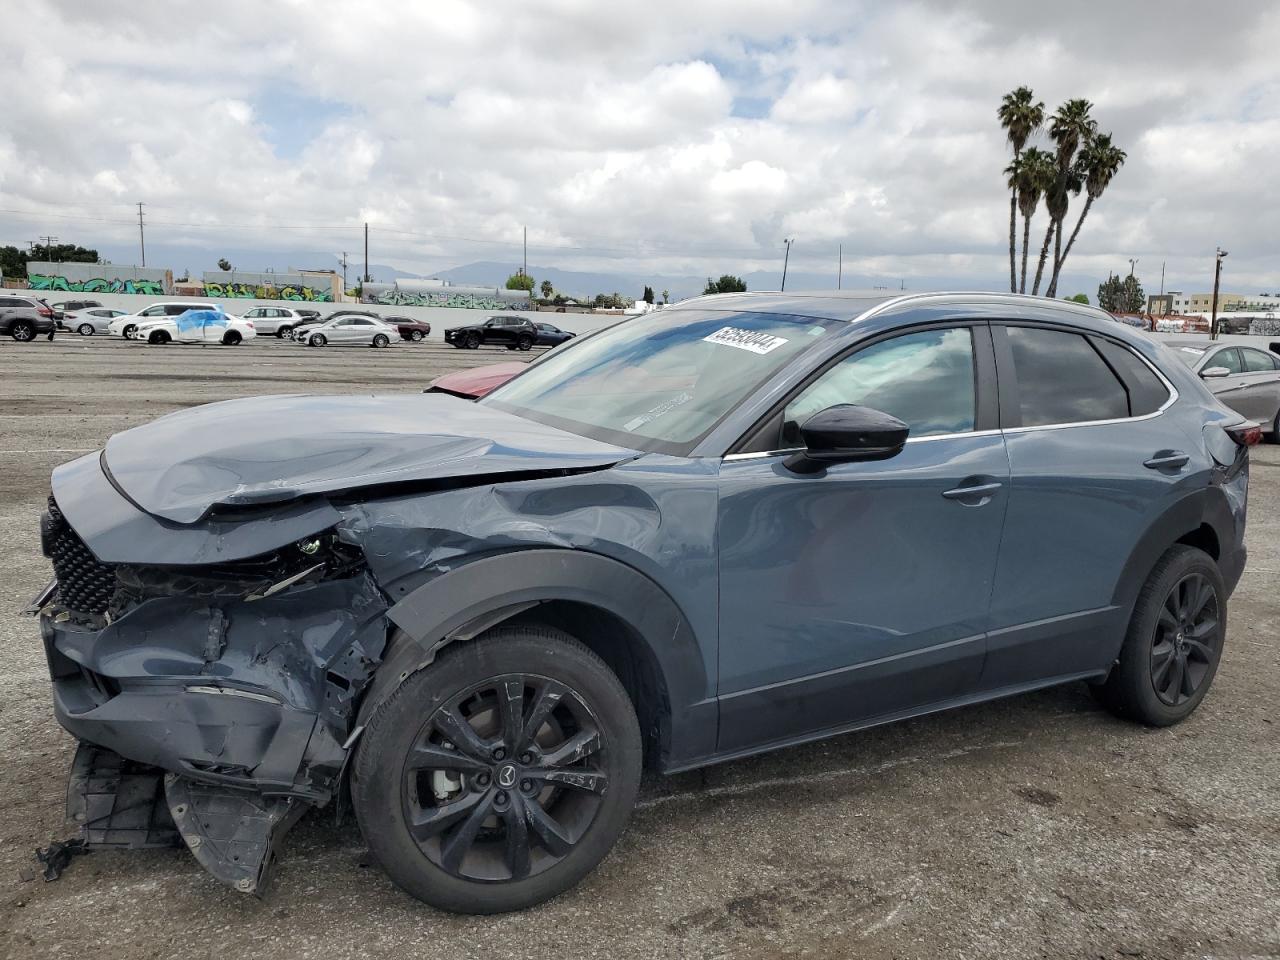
[31,291,1252,913]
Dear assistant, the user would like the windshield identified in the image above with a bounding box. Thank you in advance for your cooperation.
[483,309,842,454]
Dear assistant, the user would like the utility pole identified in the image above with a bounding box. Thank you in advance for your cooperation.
[1210,247,1228,340]
[781,238,793,291]
[523,226,527,279]
[837,244,842,290]
[136,202,146,266]
[39,235,59,262]
[1159,260,1165,296]
[363,222,369,284]
[341,252,348,291]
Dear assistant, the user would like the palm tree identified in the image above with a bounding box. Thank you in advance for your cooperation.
[1046,132,1127,297]
[998,87,1045,292]
[1031,99,1095,295]
[1006,148,1055,293]
[540,279,553,299]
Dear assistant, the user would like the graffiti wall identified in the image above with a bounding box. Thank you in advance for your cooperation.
[202,281,334,302]
[368,289,515,309]
[29,273,166,296]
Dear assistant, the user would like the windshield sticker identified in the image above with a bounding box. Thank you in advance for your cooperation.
[703,326,789,355]
[623,392,693,432]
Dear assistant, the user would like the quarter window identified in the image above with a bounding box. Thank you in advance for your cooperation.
[785,327,976,439]
[1006,326,1127,426]
[1090,338,1171,417]
[1242,347,1278,372]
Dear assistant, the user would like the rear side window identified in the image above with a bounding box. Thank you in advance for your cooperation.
[1006,326,1127,426]
[1091,338,1171,417]
[1242,347,1278,372]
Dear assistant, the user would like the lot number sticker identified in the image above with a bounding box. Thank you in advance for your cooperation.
[703,326,789,355]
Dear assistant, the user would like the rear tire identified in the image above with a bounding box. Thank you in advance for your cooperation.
[411,330,425,342]
[222,330,242,346]
[1099,545,1225,726]
[516,335,533,351]
[352,626,642,914]
[277,326,293,339]
[11,320,35,341]
[373,333,390,348]
[77,323,95,336]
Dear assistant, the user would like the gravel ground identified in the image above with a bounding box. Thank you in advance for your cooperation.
[0,335,1277,960]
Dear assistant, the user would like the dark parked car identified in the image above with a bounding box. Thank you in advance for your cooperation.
[387,315,432,341]
[445,315,537,350]
[0,294,57,341]
[31,292,1252,913]
[533,321,575,346]
[1166,338,1280,436]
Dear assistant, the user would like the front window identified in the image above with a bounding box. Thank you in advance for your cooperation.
[484,309,842,453]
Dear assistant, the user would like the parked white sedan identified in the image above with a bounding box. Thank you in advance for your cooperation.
[297,315,398,347]
[64,307,127,336]
[133,308,257,345]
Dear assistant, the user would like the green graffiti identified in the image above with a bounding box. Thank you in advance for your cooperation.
[28,274,165,296]
[370,290,519,309]
[202,282,333,302]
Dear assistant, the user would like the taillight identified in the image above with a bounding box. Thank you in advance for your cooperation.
[1226,423,1262,447]
[37,306,53,317]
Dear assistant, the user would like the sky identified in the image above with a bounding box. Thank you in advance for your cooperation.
[2,0,1278,296]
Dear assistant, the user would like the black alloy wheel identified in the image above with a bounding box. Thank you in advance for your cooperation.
[516,335,533,351]
[403,674,610,883]
[353,627,642,914]
[148,329,170,345]
[1098,544,1225,726]
[222,330,242,346]
[1150,572,1220,706]
[11,320,35,341]
[465,332,481,349]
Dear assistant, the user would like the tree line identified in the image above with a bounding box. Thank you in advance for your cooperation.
[999,88,1126,299]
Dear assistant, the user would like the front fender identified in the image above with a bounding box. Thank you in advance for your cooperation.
[356,548,717,769]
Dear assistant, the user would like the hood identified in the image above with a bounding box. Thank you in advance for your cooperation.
[102,393,637,524]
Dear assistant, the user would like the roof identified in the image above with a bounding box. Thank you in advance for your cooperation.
[664,289,1118,325]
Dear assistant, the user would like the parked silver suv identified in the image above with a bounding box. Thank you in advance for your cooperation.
[0,295,57,341]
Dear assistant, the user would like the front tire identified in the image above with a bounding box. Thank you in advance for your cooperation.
[352,626,642,914]
[1099,545,1225,726]
[122,324,137,339]
[309,333,327,347]
[77,323,95,336]
[148,329,170,345]
[465,332,481,349]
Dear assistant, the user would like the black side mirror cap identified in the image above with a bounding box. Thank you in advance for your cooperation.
[784,404,910,473]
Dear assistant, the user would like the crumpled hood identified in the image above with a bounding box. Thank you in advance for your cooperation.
[102,393,636,524]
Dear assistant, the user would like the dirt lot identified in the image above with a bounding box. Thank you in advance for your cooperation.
[1,336,1277,960]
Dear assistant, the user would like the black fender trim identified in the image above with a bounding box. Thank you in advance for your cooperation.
[1108,486,1238,652]
[359,549,717,769]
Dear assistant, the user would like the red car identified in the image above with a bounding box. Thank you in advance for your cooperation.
[425,361,525,398]
[386,315,432,341]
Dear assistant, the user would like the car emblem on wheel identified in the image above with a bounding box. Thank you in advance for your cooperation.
[497,764,517,788]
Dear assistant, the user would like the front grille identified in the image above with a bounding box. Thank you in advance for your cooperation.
[47,497,116,615]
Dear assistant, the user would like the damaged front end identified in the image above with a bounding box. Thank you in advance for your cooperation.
[35,495,388,895]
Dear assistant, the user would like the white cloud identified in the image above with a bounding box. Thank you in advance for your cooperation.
[1,0,1278,293]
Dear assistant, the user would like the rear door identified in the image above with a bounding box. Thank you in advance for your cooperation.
[982,323,1189,688]
[1236,347,1280,427]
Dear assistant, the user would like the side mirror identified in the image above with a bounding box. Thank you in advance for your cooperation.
[784,404,910,474]
[1201,366,1231,379]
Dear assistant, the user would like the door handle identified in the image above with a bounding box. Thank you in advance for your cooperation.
[941,481,1003,502]
[1143,452,1189,470]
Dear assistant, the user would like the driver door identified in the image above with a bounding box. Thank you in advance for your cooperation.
[715,323,1009,752]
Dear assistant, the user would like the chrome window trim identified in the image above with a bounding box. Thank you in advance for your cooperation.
[722,342,1179,460]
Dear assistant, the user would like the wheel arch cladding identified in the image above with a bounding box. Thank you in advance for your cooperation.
[361,548,714,770]
[1110,486,1241,625]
